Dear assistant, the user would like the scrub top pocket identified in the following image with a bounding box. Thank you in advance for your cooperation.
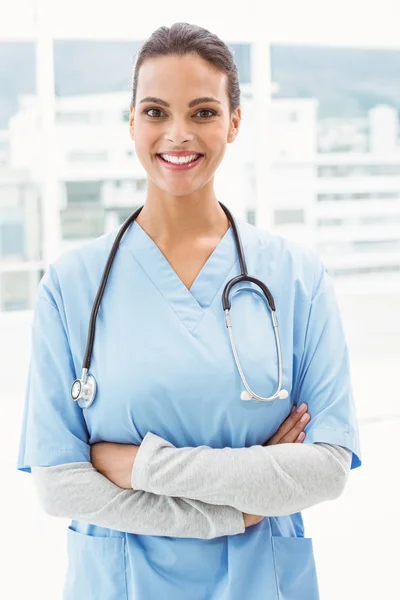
[63,527,128,600]
[271,536,320,600]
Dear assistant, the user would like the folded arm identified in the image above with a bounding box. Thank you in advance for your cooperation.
[31,462,245,539]
[131,434,352,516]
[30,403,314,537]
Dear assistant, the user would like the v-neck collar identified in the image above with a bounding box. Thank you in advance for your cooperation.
[121,220,238,332]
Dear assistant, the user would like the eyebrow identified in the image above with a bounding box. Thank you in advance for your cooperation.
[139,96,221,108]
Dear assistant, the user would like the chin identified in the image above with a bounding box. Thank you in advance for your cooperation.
[157,180,204,196]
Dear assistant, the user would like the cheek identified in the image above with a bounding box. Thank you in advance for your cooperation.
[206,135,227,164]
[206,126,228,150]
[132,123,157,148]
[133,139,156,166]
[131,145,147,170]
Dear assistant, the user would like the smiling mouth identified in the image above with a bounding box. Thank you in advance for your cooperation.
[157,153,203,163]
[156,154,204,169]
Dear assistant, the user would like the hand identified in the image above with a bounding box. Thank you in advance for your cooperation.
[91,442,140,489]
[243,403,311,529]
[264,403,310,446]
[243,512,265,528]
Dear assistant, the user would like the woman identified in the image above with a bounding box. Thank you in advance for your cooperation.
[17,22,361,600]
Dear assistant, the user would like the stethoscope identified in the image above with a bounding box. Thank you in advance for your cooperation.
[71,202,289,409]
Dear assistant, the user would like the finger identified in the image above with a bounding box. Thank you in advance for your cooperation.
[267,403,308,444]
[295,432,306,443]
[269,404,307,443]
[280,413,310,443]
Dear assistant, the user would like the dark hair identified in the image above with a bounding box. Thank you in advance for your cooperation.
[131,22,241,113]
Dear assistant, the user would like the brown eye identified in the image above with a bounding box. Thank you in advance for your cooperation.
[196,110,216,119]
[144,108,164,118]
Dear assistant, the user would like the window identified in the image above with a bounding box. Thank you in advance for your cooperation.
[229,44,251,84]
[318,164,400,177]
[0,271,30,311]
[360,214,400,225]
[61,207,105,240]
[328,264,400,277]
[135,179,146,192]
[66,181,102,204]
[317,192,400,202]
[246,209,256,225]
[118,206,140,225]
[274,209,305,225]
[317,215,400,227]
[0,222,24,258]
[352,239,400,252]
[56,112,91,124]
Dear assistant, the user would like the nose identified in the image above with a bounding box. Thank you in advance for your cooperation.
[165,117,194,145]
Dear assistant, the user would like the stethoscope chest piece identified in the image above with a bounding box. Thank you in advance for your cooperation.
[71,370,97,409]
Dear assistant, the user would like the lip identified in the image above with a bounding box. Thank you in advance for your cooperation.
[156,153,204,171]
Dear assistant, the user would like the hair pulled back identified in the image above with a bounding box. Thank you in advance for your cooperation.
[131,22,241,113]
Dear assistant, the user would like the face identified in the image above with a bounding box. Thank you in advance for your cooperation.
[129,54,241,200]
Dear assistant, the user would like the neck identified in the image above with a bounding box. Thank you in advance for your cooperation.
[136,191,230,244]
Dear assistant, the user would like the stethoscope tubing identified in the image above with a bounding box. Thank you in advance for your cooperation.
[71,202,287,407]
[224,287,285,402]
[83,205,144,371]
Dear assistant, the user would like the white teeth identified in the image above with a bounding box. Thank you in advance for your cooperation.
[160,154,201,164]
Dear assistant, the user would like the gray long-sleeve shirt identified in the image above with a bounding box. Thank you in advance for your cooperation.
[131,434,351,516]
[32,440,351,539]
[32,461,245,539]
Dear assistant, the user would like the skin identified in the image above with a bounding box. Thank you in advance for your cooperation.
[129,53,241,289]
[91,53,312,528]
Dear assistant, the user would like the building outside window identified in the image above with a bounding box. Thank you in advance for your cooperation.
[274,209,305,225]
[65,181,102,204]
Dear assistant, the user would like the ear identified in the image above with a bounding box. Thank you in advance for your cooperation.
[227,106,241,143]
[129,105,135,140]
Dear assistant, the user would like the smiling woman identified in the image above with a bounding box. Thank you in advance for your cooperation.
[17,21,360,600]
[128,50,240,212]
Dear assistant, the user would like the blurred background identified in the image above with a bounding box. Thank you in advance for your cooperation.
[1,1,399,598]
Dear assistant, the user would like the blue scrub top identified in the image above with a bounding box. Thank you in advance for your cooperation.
[17,218,361,600]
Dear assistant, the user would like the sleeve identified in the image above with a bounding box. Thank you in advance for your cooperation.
[18,271,246,539]
[17,268,91,472]
[131,434,351,516]
[293,266,362,469]
[31,463,245,539]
